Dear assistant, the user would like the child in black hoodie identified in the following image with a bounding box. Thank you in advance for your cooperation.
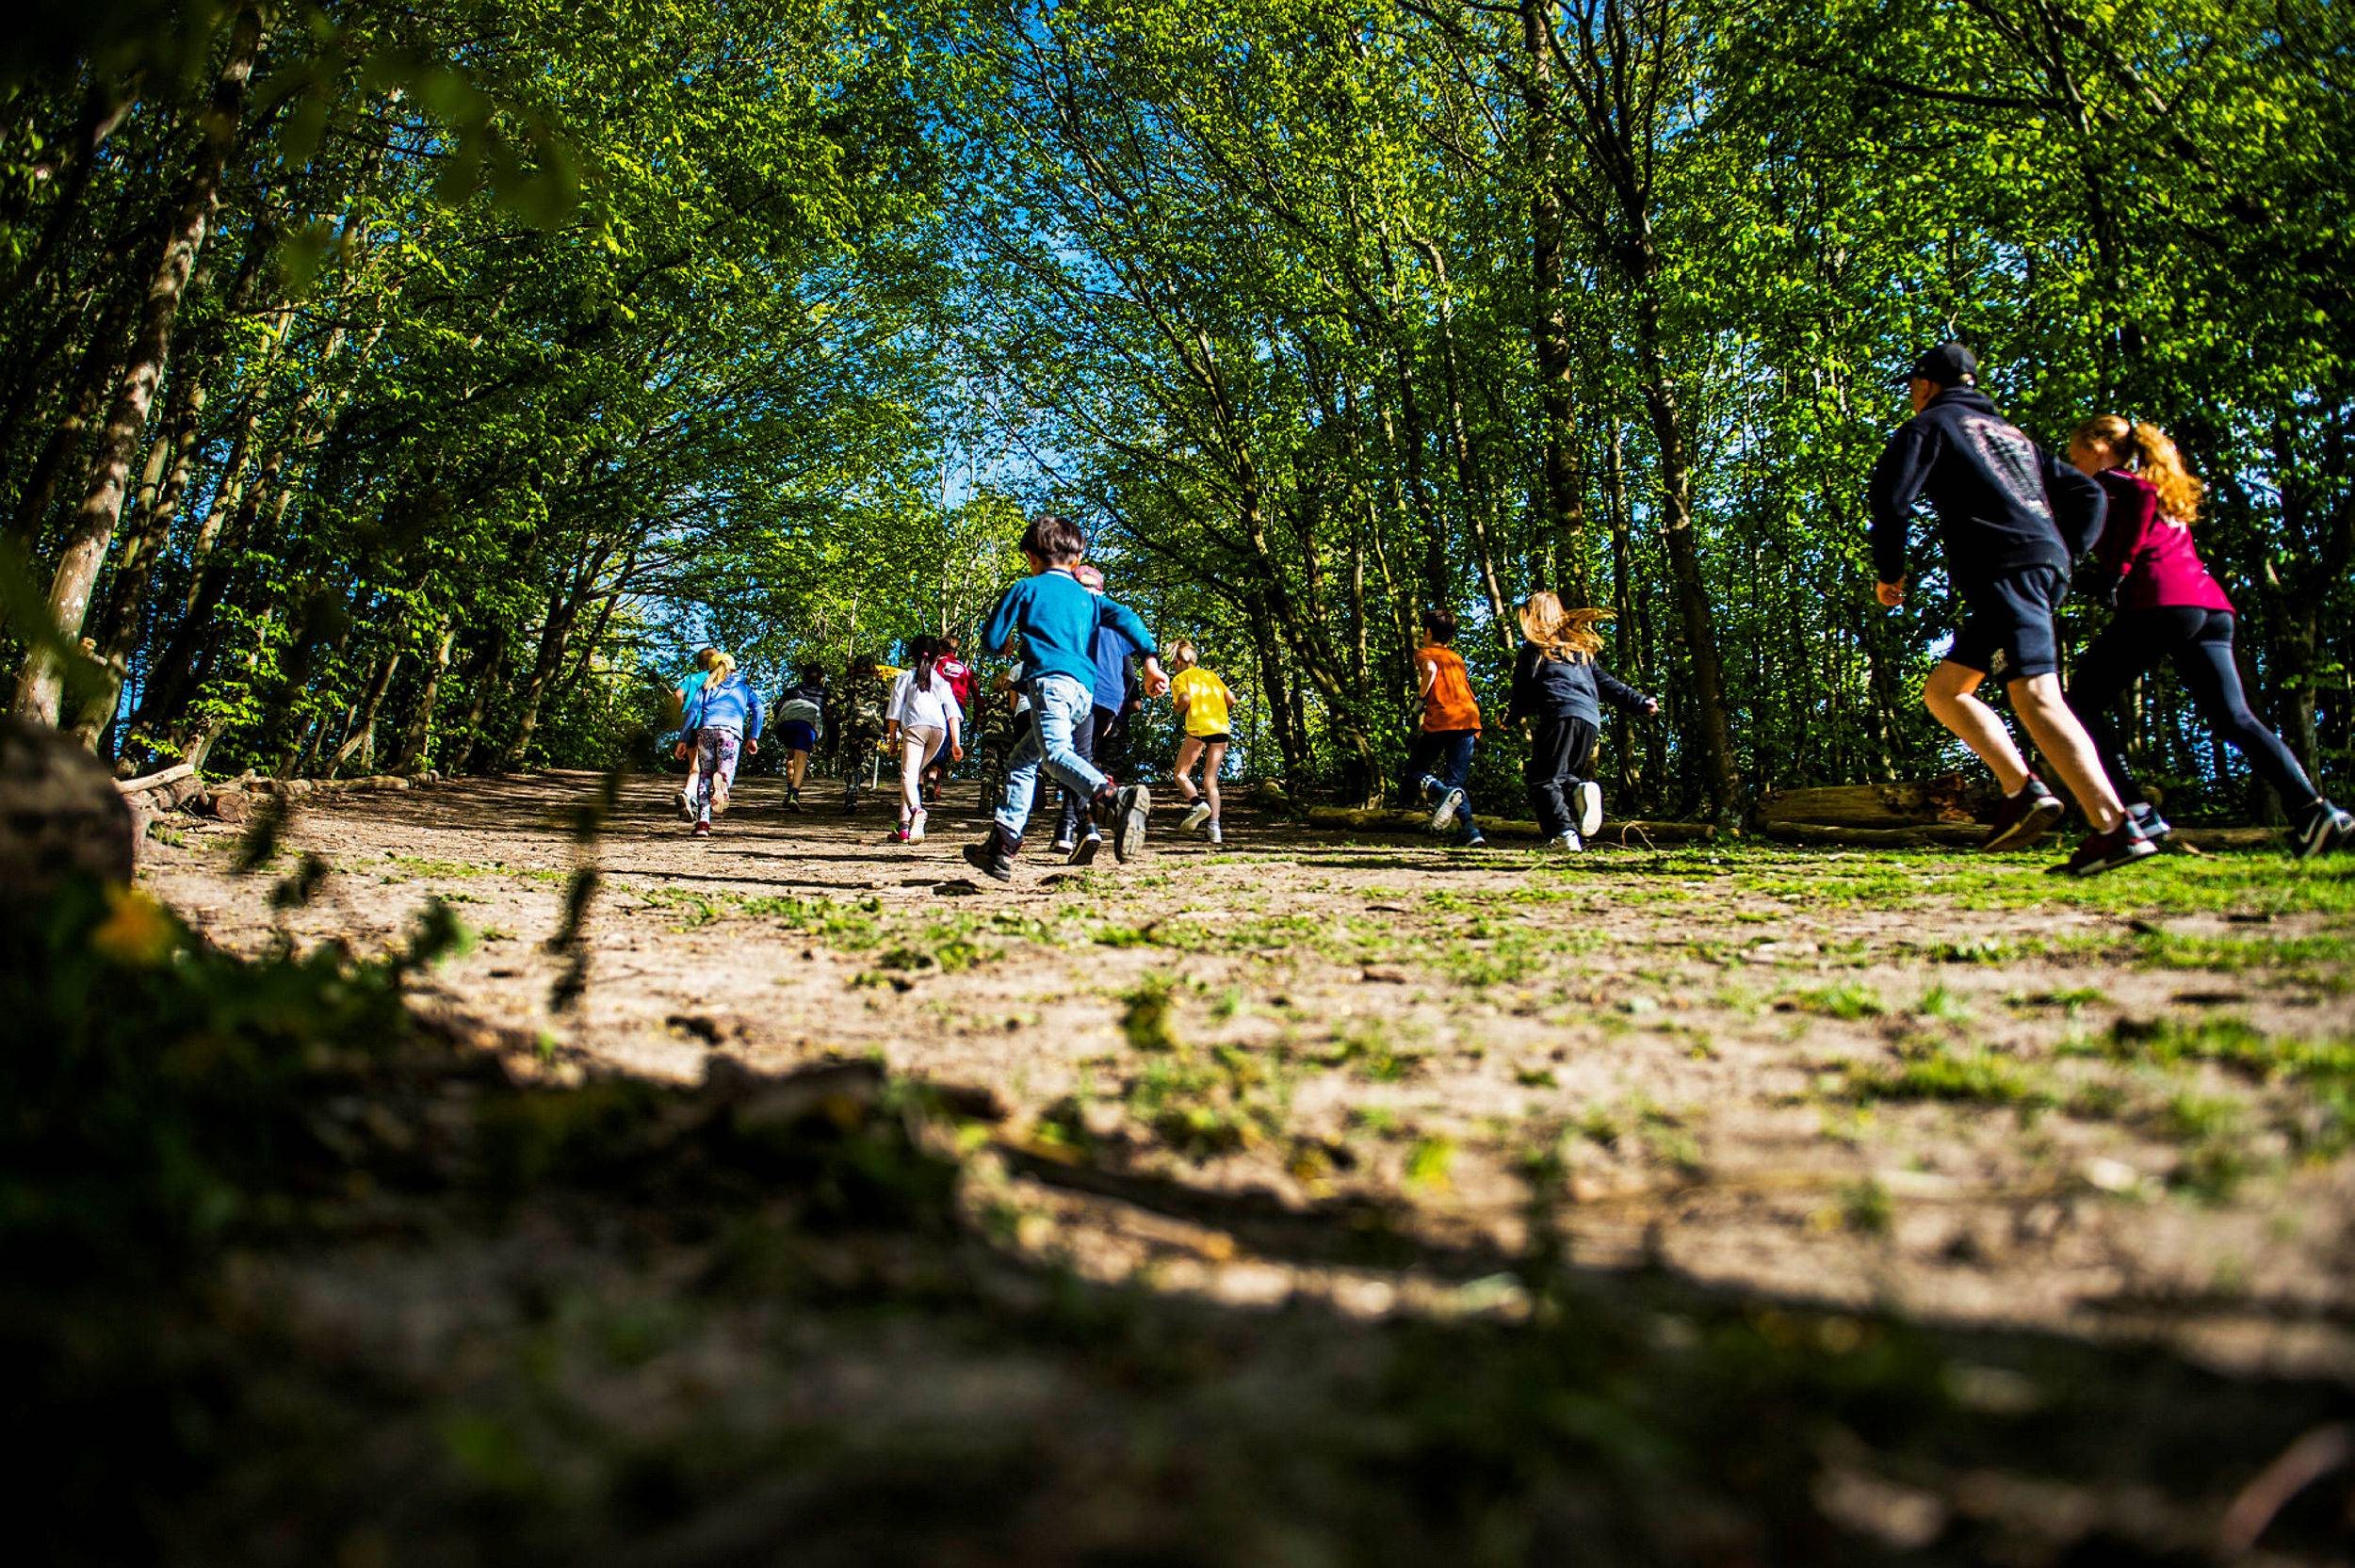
[1507,593,1658,852]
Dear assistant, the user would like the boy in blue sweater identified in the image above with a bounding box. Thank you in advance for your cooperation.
[966,515,1169,881]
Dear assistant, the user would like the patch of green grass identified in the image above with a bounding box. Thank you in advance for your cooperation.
[1780,981,1885,1020]
[1120,976,1182,1053]
[1844,1048,2055,1111]
[1838,1177,1892,1235]
[1405,1136,1455,1190]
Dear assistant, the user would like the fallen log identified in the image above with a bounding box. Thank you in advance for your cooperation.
[116,760,204,814]
[1755,773,1990,829]
[1303,805,1716,845]
[1758,821,1986,849]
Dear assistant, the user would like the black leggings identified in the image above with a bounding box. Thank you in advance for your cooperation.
[1525,716,1599,838]
[2066,607,2317,810]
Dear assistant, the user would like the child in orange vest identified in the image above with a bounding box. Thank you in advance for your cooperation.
[1410,607,1486,848]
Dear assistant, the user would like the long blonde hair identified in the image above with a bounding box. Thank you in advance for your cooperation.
[1518,591,1609,662]
[2074,414,2204,524]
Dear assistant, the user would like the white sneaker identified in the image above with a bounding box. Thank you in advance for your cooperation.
[1432,787,1466,833]
[1574,781,1603,837]
[1552,831,1584,854]
[907,808,928,846]
[1179,800,1212,833]
[675,786,693,822]
[1207,821,1223,845]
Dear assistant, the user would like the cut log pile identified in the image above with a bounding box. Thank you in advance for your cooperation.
[113,764,446,849]
[1756,773,1991,831]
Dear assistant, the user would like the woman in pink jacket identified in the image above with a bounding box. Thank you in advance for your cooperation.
[2064,415,2349,858]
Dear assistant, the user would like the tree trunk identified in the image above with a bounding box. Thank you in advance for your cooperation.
[1520,0,1588,605]
[329,638,405,775]
[394,622,455,774]
[456,627,512,773]
[1630,273,1745,823]
[10,6,257,728]
[4,283,133,550]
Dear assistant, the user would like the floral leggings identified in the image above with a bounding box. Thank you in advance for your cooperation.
[690,728,742,825]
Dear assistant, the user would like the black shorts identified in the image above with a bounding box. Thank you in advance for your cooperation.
[1188,732,1231,747]
[1949,565,2067,681]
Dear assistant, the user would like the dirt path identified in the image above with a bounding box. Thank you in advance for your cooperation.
[141,769,2355,1379]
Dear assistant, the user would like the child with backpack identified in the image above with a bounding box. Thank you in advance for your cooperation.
[885,636,965,846]
[1507,593,1658,852]
[965,514,1169,882]
[1167,639,1238,846]
[773,665,825,813]
[676,652,761,837]
[1410,607,1486,849]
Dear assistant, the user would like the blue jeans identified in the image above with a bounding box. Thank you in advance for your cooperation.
[1409,728,1480,843]
[995,675,1105,842]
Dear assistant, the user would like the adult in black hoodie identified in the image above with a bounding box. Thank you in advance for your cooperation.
[1868,342,2150,875]
[1506,593,1657,851]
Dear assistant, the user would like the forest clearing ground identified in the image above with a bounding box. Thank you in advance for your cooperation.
[140,768,2355,1381]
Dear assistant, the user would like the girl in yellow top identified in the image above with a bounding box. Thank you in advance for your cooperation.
[1411,606,1486,847]
[1166,639,1237,845]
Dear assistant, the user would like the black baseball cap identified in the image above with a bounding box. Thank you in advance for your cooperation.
[1905,341,1978,387]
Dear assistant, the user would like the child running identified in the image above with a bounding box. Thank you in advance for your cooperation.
[1868,340,2152,876]
[1410,607,1486,849]
[676,652,761,837]
[2063,415,2353,857]
[670,646,718,816]
[885,636,964,845]
[1050,564,1133,863]
[926,636,977,805]
[773,665,825,813]
[1166,639,1237,845]
[965,514,1169,881]
[1507,593,1659,852]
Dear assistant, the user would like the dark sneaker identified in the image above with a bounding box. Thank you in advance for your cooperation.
[1049,833,1076,856]
[785,789,803,814]
[1983,777,2064,850]
[2129,800,2172,849]
[1068,829,1102,866]
[1432,787,1467,834]
[1463,834,1488,849]
[1575,781,1603,837]
[1111,784,1152,862]
[2054,816,2157,877]
[963,832,1016,882]
[692,820,712,838]
[2293,801,2355,860]
[841,794,859,816]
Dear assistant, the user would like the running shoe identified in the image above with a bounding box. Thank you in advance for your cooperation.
[675,786,693,822]
[785,788,804,814]
[1206,821,1222,846]
[1983,776,2065,850]
[1432,787,1467,834]
[2053,816,2157,877]
[2293,801,2355,860]
[1179,800,1212,834]
[1575,781,1603,838]
[907,808,928,846]
[1050,832,1076,856]
[1552,830,1584,854]
[1111,784,1152,862]
[692,820,711,838]
[1464,833,1488,849]
[1069,828,1102,865]
[2128,800,2172,849]
[963,832,1016,882]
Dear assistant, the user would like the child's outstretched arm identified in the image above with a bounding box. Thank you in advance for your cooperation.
[1596,663,1660,717]
[978,582,1025,655]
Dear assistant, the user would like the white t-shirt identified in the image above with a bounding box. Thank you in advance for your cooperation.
[886,669,964,735]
